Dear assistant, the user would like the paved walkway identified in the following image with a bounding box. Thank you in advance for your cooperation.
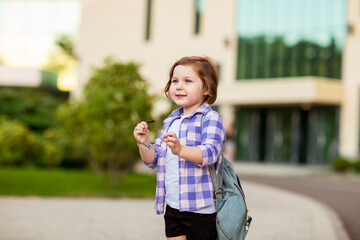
[0,178,349,240]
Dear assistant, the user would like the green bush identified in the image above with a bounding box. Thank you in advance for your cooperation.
[0,118,42,166]
[38,129,64,167]
[0,88,67,132]
[0,118,65,168]
[352,159,360,173]
[332,157,352,172]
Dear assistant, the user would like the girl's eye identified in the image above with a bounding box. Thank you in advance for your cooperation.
[185,79,192,83]
[172,79,178,83]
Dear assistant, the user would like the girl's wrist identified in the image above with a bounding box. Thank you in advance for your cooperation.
[176,145,183,156]
[137,141,152,150]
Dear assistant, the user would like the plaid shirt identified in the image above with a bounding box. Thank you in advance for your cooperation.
[144,103,226,214]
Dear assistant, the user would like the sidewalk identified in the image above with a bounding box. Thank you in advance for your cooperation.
[0,163,350,240]
[233,161,333,177]
[233,162,351,240]
[243,182,349,240]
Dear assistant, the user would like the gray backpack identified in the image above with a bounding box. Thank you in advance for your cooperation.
[201,112,252,240]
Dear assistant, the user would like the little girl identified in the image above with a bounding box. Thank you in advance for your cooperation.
[133,56,226,240]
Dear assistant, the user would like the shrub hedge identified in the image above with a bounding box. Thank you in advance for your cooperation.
[0,118,63,168]
[332,156,360,173]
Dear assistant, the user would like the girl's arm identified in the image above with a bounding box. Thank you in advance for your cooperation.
[138,142,156,165]
[134,121,155,164]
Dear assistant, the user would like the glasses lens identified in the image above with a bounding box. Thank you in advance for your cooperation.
[152,144,163,151]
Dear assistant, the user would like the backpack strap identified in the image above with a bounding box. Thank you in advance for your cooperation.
[201,110,223,212]
[202,112,252,231]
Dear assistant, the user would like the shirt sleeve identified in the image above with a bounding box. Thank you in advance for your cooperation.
[142,149,158,169]
[197,111,226,168]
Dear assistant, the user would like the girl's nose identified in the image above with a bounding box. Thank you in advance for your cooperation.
[176,82,184,90]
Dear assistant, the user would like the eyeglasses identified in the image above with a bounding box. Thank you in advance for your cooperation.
[137,142,164,151]
[137,120,165,151]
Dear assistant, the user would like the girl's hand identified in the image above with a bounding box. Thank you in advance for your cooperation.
[134,121,150,144]
[162,132,182,155]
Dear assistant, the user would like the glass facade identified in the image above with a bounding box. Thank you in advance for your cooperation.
[235,107,339,164]
[235,0,347,80]
[234,1,345,165]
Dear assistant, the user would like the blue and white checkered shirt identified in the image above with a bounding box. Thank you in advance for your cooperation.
[143,103,226,214]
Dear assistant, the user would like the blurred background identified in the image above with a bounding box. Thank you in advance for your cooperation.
[0,0,359,239]
[1,0,359,172]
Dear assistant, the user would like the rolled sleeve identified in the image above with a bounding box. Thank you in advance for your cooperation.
[198,145,215,167]
[142,134,165,169]
[141,150,158,169]
[142,149,158,169]
[197,112,226,168]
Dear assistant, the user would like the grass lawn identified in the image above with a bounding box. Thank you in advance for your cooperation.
[0,167,156,198]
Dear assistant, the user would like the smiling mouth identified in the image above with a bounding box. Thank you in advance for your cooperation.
[176,94,187,97]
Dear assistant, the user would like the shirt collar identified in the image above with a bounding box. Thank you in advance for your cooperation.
[168,103,211,121]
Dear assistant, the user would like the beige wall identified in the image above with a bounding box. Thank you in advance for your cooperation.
[75,0,237,120]
[75,0,236,97]
[339,0,360,159]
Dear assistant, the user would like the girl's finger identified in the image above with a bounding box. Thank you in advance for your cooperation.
[136,122,148,131]
[168,132,176,137]
[135,125,143,131]
[135,127,144,134]
[167,136,176,142]
[163,132,176,139]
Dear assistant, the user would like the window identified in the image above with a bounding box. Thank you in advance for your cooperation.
[235,0,347,80]
[194,0,204,34]
[145,0,152,41]
[216,63,221,81]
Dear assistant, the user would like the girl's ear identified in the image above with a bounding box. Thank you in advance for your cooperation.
[203,89,209,96]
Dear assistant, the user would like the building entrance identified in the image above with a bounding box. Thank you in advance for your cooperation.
[235,106,339,165]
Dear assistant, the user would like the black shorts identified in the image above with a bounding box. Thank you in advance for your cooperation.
[164,205,217,240]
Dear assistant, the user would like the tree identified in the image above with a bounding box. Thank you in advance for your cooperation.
[58,57,153,185]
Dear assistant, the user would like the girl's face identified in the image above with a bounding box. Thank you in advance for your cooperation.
[169,64,208,115]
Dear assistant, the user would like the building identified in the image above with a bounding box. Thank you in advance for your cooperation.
[0,65,58,90]
[76,0,360,164]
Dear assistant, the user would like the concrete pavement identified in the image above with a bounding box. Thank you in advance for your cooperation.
[0,197,164,240]
[0,181,350,239]
[0,162,351,239]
